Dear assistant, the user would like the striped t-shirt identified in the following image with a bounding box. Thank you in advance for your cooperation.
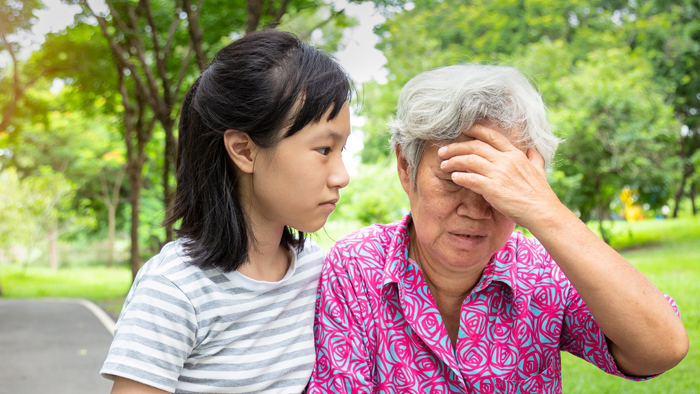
[100,238,324,393]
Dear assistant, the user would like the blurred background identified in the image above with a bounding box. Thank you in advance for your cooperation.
[0,0,698,392]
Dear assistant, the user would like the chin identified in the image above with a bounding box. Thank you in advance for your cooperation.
[293,221,326,234]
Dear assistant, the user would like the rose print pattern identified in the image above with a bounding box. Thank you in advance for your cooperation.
[310,214,680,394]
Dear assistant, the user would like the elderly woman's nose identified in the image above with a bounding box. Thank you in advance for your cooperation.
[456,191,493,220]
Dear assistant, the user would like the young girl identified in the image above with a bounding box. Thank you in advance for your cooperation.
[100,29,352,394]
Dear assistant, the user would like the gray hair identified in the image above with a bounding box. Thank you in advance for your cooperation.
[389,64,560,185]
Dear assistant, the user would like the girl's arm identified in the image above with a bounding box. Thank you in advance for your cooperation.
[440,124,688,377]
[111,376,170,394]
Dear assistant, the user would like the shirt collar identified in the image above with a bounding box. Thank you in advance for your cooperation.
[380,213,524,300]
[380,213,412,293]
[472,236,521,297]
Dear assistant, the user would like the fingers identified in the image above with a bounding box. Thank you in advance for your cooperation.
[440,152,494,175]
[438,139,500,164]
[438,124,517,161]
[450,171,490,197]
[465,124,516,153]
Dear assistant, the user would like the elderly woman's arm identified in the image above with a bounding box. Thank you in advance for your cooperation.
[439,125,689,377]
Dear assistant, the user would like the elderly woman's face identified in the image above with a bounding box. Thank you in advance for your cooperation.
[398,123,519,273]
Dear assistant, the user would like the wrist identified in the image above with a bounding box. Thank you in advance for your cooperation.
[523,201,577,238]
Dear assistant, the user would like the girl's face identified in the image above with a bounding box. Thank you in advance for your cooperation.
[251,102,351,233]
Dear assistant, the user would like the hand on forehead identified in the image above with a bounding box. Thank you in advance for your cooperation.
[437,121,528,162]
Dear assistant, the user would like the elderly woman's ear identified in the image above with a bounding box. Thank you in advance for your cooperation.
[395,146,413,194]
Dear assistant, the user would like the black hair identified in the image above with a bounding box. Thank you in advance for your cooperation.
[164,29,352,273]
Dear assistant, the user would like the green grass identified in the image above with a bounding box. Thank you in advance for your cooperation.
[0,264,132,301]
[562,237,700,393]
[591,216,700,250]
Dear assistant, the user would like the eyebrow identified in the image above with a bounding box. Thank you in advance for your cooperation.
[324,129,347,141]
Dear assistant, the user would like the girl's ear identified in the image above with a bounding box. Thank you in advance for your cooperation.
[224,130,258,174]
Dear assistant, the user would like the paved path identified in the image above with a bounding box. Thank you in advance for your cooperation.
[0,299,116,394]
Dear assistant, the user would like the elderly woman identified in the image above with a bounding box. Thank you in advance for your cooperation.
[309,65,688,393]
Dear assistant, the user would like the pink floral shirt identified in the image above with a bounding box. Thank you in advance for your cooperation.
[310,214,677,394]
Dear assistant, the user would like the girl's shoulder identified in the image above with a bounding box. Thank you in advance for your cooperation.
[135,239,200,279]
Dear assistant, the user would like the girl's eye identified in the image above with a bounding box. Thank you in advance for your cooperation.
[316,147,331,155]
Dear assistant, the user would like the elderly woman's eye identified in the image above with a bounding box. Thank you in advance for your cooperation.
[440,177,462,191]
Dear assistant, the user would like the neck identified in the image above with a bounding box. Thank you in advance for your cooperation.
[235,176,291,282]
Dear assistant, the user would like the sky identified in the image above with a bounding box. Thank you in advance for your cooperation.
[5,0,396,174]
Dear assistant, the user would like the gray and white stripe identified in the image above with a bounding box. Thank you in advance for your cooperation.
[101,238,324,393]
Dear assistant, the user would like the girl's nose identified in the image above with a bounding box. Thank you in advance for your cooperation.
[329,156,350,189]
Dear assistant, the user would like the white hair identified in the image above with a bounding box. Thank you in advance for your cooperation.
[389,64,560,185]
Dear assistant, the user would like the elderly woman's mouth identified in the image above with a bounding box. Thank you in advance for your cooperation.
[448,231,487,245]
[449,230,487,238]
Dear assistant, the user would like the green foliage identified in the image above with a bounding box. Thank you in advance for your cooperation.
[0,167,79,255]
[354,0,695,227]
[0,0,44,36]
[526,44,679,220]
[358,0,633,165]
[279,4,359,53]
[335,156,409,226]
[0,96,125,247]
[35,23,118,114]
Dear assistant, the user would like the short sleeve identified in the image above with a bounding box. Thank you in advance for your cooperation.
[100,274,198,392]
[560,286,681,381]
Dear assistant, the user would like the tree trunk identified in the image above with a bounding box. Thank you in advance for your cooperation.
[163,118,176,243]
[246,0,264,33]
[101,168,123,268]
[183,0,206,71]
[129,166,142,281]
[49,217,59,270]
[107,204,116,268]
[691,181,697,216]
[672,166,690,218]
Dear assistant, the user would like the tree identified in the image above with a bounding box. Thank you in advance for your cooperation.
[1,98,124,267]
[0,166,78,269]
[0,0,71,132]
[525,44,678,241]
[625,0,700,217]
[359,0,631,163]
[335,157,408,226]
[354,0,693,232]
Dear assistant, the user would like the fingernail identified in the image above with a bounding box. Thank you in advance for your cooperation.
[440,160,448,168]
[438,146,447,155]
